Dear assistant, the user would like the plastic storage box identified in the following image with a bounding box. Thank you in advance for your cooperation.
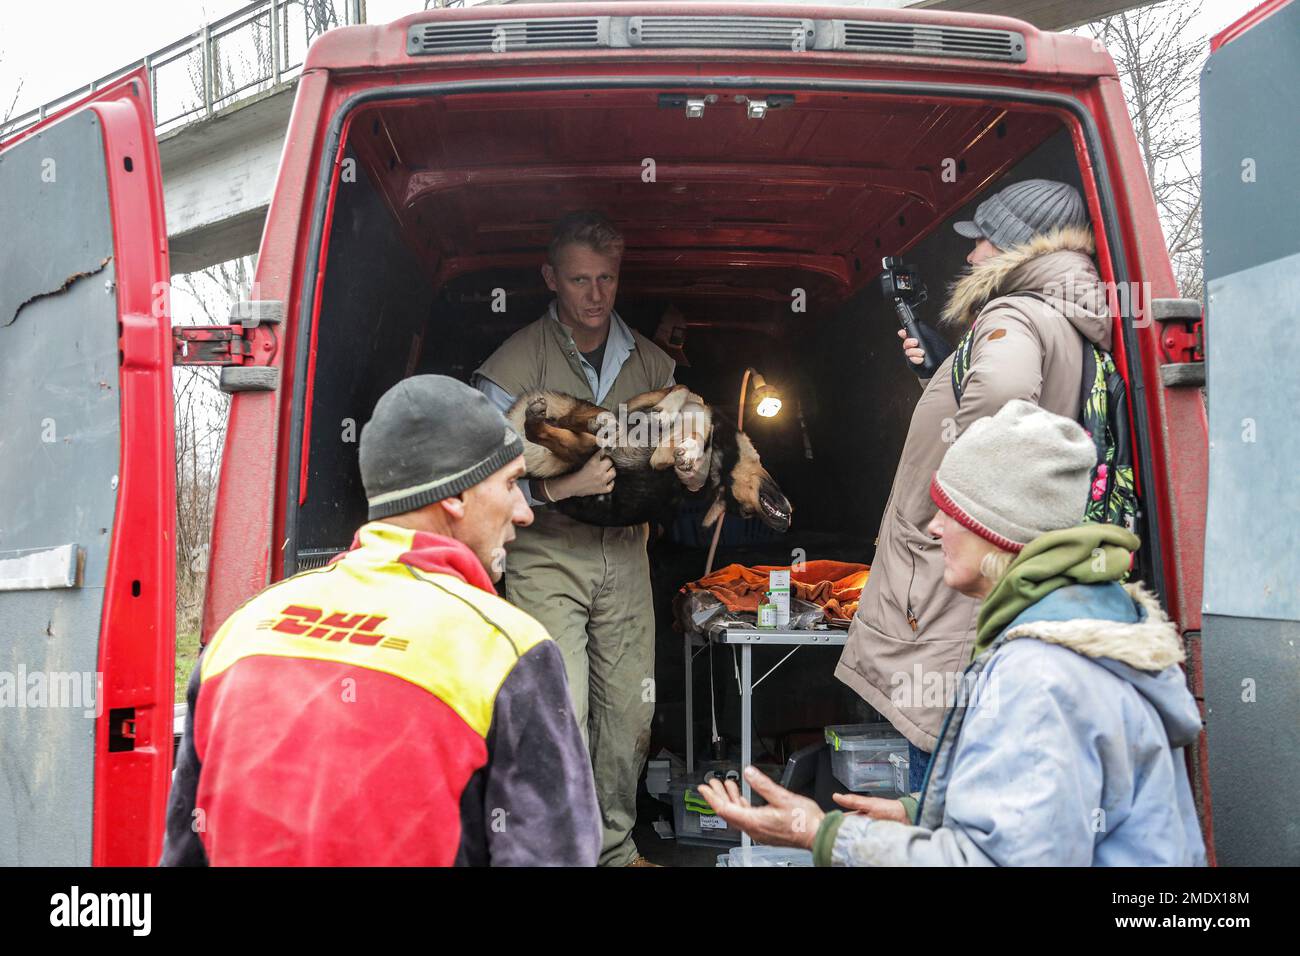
[669,774,742,847]
[824,723,908,793]
[889,751,911,794]
[716,845,814,867]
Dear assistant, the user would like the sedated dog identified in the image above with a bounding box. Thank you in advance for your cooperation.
[505,385,792,531]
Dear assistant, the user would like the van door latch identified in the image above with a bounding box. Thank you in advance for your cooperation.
[658,93,715,118]
[108,707,136,752]
[734,94,794,119]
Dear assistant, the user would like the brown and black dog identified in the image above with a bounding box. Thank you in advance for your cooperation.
[506,385,792,531]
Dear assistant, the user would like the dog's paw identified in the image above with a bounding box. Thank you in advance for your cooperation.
[676,436,703,469]
[525,395,549,422]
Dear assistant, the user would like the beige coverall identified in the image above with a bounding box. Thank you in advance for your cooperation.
[475,303,675,866]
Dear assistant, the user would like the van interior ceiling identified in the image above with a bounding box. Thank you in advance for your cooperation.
[294,87,1090,763]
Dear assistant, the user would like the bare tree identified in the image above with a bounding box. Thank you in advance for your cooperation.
[168,3,344,637]
[306,0,343,35]
[171,257,253,634]
[1084,2,1207,300]
[1,52,25,133]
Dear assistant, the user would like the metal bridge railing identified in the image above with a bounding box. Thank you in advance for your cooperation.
[2,0,366,138]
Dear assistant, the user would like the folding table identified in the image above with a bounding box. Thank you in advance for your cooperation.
[683,621,848,848]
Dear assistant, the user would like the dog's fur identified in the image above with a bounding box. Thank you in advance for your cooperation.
[506,385,792,530]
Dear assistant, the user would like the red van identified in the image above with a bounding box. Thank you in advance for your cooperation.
[2,1,1295,866]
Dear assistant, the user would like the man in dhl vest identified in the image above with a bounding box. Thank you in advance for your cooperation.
[474,211,705,867]
[161,376,600,866]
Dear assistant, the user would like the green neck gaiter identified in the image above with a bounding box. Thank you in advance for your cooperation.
[972,523,1141,661]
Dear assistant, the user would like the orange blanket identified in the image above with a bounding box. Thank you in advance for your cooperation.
[682,560,870,622]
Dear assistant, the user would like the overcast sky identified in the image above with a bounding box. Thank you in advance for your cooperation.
[0,0,1265,119]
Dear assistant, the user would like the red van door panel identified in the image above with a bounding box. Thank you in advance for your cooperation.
[0,70,174,866]
[202,70,331,644]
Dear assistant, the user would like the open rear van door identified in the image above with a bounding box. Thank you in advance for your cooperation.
[1199,0,1300,865]
[0,70,175,865]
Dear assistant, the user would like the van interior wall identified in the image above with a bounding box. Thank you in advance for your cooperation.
[299,122,1085,767]
[297,154,436,556]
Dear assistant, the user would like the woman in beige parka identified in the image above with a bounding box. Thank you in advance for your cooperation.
[834,179,1113,787]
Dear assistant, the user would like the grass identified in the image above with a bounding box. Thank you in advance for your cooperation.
[175,630,201,703]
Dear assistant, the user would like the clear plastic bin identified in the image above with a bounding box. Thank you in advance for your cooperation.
[824,722,908,793]
[889,751,911,794]
[717,845,814,867]
[669,765,781,846]
[669,773,741,847]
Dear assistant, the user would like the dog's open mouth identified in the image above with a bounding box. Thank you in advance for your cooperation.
[759,497,792,530]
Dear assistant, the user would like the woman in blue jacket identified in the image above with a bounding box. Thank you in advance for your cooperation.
[698,400,1206,866]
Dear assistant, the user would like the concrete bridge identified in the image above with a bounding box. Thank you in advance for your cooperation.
[4,0,1155,275]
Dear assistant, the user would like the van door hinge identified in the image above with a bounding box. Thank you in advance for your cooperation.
[172,325,254,366]
[1152,298,1205,388]
[172,299,283,393]
[172,298,284,367]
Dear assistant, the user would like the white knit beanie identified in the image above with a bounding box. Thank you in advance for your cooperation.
[930,400,1095,552]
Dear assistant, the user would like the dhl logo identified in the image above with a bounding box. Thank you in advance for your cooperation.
[265,605,408,650]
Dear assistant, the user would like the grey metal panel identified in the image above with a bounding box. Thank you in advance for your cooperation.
[0,116,114,331]
[1202,614,1300,865]
[1200,2,1300,618]
[407,17,607,55]
[832,20,1026,62]
[1202,251,1300,622]
[1199,1,1300,868]
[405,14,1023,60]
[1200,0,1300,285]
[630,15,814,49]
[0,110,119,866]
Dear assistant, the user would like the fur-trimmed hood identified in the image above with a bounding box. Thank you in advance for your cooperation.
[941,224,1112,351]
[1001,581,1202,748]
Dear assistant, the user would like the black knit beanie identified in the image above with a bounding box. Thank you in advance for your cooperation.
[359,375,524,520]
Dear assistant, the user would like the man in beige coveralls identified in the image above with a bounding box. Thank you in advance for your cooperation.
[474,211,704,866]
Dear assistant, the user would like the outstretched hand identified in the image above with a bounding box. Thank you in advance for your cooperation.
[832,792,910,823]
[695,765,825,849]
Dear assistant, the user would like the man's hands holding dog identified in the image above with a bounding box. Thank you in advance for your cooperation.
[543,451,616,500]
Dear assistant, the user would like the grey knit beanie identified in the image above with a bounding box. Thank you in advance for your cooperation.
[930,400,1095,552]
[359,375,524,520]
[953,179,1087,250]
